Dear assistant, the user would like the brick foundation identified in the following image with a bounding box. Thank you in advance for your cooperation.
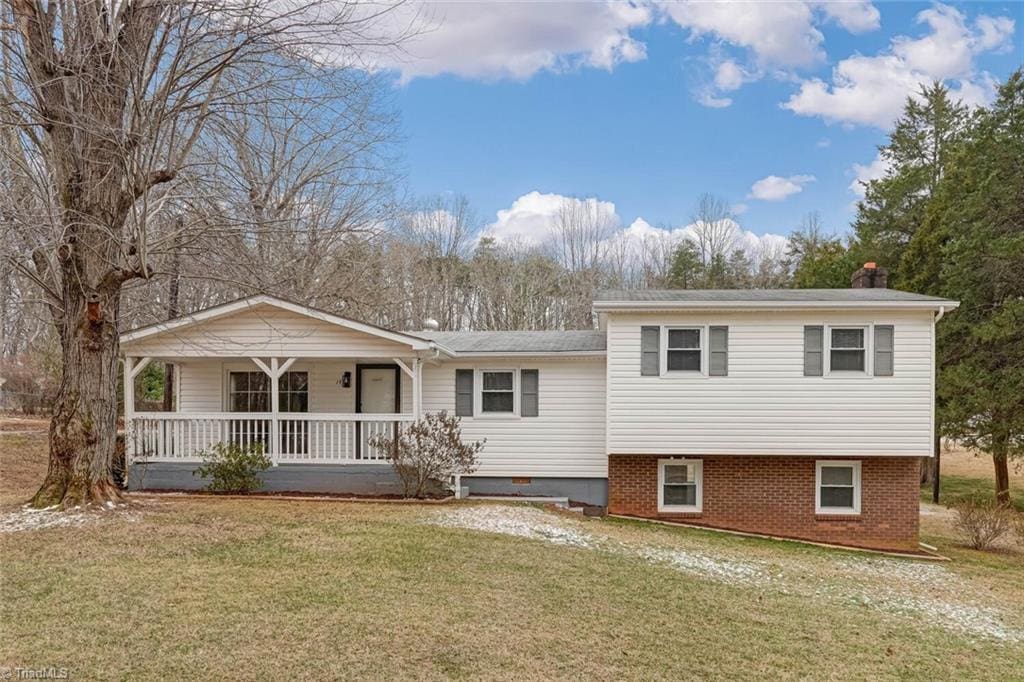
[608,455,921,551]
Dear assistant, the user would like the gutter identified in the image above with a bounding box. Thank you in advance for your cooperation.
[592,300,961,312]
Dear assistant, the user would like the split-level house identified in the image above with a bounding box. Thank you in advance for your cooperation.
[121,264,957,551]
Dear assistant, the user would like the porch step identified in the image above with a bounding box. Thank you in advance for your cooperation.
[468,495,570,509]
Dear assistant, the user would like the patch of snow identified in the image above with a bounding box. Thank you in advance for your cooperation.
[638,546,770,586]
[431,505,595,548]
[0,504,141,533]
[425,503,1024,644]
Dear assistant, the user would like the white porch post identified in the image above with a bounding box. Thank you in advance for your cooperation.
[269,358,280,466]
[393,358,421,419]
[413,358,423,420]
[123,357,135,472]
[251,357,296,466]
[123,356,152,474]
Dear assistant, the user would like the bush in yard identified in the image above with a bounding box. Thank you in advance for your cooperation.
[952,497,1014,550]
[193,442,272,493]
[369,411,484,498]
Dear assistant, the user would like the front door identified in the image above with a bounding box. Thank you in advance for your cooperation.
[357,365,399,458]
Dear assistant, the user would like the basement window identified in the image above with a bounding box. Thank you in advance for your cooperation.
[658,459,703,512]
[816,461,861,515]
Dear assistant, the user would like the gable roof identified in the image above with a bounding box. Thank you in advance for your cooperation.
[119,295,439,352]
[594,288,959,311]
[413,330,606,355]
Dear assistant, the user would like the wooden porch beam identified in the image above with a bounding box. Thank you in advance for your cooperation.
[251,357,297,378]
[277,357,298,376]
[250,357,273,377]
[128,356,153,379]
[392,358,414,379]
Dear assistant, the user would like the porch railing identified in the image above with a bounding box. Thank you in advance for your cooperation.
[127,413,413,464]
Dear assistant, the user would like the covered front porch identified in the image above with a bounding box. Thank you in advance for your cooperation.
[120,297,447,475]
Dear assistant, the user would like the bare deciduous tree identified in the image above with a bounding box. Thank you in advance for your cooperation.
[0,0,410,508]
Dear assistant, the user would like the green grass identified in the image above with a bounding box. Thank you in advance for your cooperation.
[922,475,1024,511]
[3,433,1023,680]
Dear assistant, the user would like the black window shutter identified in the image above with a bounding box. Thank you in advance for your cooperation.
[709,326,728,376]
[874,325,894,376]
[455,369,474,416]
[804,326,824,376]
[521,370,539,417]
[641,326,660,376]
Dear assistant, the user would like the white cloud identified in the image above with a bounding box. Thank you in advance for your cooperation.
[714,60,747,91]
[783,4,1016,128]
[848,152,892,199]
[482,192,787,263]
[815,1,881,34]
[660,1,827,68]
[696,91,733,108]
[483,191,620,245]
[662,2,882,108]
[815,138,831,148]
[376,1,651,82]
[748,175,816,201]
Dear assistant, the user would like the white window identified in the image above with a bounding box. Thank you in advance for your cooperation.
[480,370,516,414]
[666,327,702,372]
[816,461,861,514]
[829,327,866,372]
[658,459,703,512]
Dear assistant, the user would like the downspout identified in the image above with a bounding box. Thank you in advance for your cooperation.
[932,305,945,504]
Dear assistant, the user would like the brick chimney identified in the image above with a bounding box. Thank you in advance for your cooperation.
[851,262,888,289]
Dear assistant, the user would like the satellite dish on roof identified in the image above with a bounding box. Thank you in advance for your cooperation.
[422,318,440,331]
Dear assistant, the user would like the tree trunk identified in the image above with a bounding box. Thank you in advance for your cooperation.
[32,288,123,509]
[993,451,1010,507]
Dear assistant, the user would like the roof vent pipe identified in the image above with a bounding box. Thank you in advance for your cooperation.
[422,318,440,331]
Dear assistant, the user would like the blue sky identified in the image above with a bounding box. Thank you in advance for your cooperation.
[379,1,1022,247]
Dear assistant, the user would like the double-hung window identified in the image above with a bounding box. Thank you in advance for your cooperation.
[829,327,866,372]
[816,461,861,514]
[658,459,703,512]
[481,370,515,414]
[666,328,702,372]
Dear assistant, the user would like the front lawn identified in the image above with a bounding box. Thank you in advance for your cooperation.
[2,433,1023,680]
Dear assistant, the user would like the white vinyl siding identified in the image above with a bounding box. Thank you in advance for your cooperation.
[422,358,607,478]
[124,304,416,358]
[607,310,934,457]
[175,359,410,415]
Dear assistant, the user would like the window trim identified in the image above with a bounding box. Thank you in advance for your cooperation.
[662,326,706,376]
[475,368,519,418]
[825,324,871,376]
[657,458,703,513]
[815,460,862,515]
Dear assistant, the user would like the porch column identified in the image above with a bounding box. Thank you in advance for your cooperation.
[123,357,135,470]
[392,358,421,419]
[251,357,297,466]
[124,356,152,473]
[413,358,423,420]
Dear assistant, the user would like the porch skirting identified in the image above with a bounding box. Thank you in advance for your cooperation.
[128,462,405,496]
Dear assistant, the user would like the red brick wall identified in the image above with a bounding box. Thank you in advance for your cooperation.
[608,455,921,551]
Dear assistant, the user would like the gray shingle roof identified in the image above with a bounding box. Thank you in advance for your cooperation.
[414,330,606,353]
[594,289,953,303]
